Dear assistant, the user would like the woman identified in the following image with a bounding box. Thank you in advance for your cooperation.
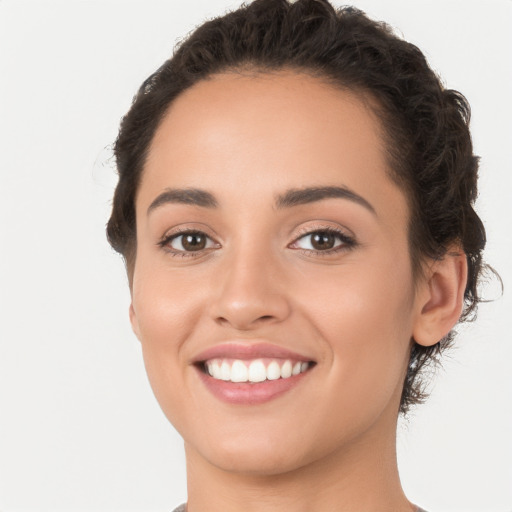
[107,1,488,510]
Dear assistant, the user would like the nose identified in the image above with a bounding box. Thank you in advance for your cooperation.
[210,247,291,331]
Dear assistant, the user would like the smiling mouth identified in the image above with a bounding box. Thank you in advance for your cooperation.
[199,358,314,383]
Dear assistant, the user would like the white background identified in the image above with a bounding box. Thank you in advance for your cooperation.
[0,1,511,511]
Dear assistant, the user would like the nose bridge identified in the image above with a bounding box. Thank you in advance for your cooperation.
[211,233,290,330]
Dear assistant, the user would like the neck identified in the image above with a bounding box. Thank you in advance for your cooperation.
[184,407,415,512]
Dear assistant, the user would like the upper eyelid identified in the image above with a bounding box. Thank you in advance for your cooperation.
[160,225,350,240]
[158,223,356,250]
[289,227,354,247]
[160,224,219,242]
[160,230,219,247]
[158,230,219,258]
[291,223,354,240]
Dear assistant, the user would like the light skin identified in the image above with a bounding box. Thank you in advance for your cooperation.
[129,71,467,512]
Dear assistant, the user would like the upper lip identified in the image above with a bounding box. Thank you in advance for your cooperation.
[192,342,315,363]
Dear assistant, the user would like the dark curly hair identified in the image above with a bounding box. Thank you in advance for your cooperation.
[107,0,488,414]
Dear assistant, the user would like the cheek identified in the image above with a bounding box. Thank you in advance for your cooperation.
[297,248,414,328]
[133,258,206,342]
[131,261,206,389]
[130,265,210,432]
[292,251,415,399]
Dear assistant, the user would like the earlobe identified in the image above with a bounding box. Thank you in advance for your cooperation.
[412,247,468,347]
[129,302,141,341]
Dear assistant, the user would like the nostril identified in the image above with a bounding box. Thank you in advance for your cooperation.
[215,314,278,330]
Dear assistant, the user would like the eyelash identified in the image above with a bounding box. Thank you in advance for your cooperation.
[157,228,219,258]
[158,226,356,258]
[291,226,356,257]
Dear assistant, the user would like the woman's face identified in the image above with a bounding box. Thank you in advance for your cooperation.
[130,71,425,475]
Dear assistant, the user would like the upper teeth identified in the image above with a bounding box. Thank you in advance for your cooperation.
[205,359,310,383]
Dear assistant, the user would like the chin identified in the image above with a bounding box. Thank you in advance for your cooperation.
[186,427,316,477]
[206,447,310,477]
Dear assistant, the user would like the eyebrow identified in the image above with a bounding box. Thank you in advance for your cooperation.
[147,188,218,214]
[275,186,376,215]
[147,185,375,215]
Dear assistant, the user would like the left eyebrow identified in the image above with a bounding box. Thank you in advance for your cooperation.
[275,186,376,215]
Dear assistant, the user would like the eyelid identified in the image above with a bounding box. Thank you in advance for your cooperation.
[157,226,221,257]
[291,222,355,242]
[288,224,357,255]
[158,223,219,243]
[157,223,356,258]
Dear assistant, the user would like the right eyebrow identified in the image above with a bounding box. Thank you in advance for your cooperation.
[147,188,218,215]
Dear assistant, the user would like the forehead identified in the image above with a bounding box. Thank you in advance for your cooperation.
[139,71,407,225]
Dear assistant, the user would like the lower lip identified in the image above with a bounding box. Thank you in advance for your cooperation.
[196,367,311,405]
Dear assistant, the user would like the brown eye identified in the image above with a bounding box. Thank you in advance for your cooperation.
[168,231,215,252]
[291,228,354,254]
[310,232,336,250]
[182,233,206,251]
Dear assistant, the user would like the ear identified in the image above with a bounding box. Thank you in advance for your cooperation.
[129,302,141,341]
[412,247,468,347]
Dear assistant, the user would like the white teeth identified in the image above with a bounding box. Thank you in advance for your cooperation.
[210,361,221,379]
[220,361,231,381]
[281,360,292,379]
[205,358,312,383]
[248,360,267,382]
[267,361,281,380]
[231,360,248,382]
